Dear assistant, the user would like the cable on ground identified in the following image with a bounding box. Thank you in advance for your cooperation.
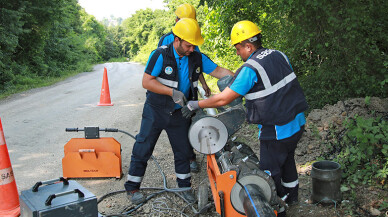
[97,129,214,216]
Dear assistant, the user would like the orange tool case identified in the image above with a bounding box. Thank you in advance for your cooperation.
[62,127,122,179]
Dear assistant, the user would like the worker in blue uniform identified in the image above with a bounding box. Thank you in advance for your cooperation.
[125,18,234,205]
[182,20,308,216]
[157,3,210,173]
[158,3,211,97]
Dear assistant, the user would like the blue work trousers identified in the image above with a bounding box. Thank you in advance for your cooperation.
[259,127,304,203]
[124,103,192,191]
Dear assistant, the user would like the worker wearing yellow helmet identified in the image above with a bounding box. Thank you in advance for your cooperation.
[158,3,211,174]
[182,20,308,216]
[175,3,196,20]
[125,18,233,205]
[158,3,198,48]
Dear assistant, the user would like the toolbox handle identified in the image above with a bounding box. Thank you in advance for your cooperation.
[45,189,85,206]
[79,149,95,153]
[65,127,119,132]
[66,128,81,132]
[32,177,69,192]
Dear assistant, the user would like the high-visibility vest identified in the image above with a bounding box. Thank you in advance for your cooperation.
[145,43,203,113]
[232,48,308,125]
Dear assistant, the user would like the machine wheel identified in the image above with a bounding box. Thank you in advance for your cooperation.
[197,183,209,213]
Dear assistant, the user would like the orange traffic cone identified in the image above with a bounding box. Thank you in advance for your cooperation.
[98,67,113,106]
[0,118,20,217]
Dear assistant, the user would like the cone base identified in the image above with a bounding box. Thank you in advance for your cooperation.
[0,206,20,217]
[98,103,113,106]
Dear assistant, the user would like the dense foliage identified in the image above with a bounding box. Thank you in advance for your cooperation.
[0,0,121,96]
[326,115,388,189]
[116,0,202,63]
[120,8,173,62]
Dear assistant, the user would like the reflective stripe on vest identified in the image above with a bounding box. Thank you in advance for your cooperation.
[281,179,299,188]
[245,72,296,100]
[156,77,178,88]
[127,174,143,183]
[155,78,197,90]
[176,172,191,179]
[246,59,271,89]
[193,81,198,88]
[278,51,290,65]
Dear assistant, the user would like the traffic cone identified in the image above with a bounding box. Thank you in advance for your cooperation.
[98,67,113,106]
[0,118,20,217]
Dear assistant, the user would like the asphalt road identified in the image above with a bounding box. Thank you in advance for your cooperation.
[0,62,147,192]
[1,62,216,216]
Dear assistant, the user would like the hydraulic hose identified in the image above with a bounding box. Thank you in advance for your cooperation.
[117,129,135,140]
[90,127,206,216]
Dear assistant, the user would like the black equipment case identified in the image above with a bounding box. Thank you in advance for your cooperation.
[19,177,98,217]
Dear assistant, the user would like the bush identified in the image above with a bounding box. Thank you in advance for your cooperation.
[334,116,388,188]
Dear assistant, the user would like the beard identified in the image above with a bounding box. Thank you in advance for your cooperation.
[176,41,192,57]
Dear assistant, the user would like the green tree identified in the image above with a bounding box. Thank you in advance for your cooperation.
[0,0,110,94]
[281,0,388,108]
[120,8,172,61]
[0,1,27,90]
[80,9,108,62]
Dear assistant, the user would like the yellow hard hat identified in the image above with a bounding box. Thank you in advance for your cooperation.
[175,3,196,20]
[231,20,262,45]
[172,18,204,46]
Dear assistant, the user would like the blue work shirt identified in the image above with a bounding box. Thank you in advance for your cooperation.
[229,53,305,140]
[145,45,217,109]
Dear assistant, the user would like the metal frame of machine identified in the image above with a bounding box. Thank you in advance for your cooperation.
[192,85,281,217]
[207,154,245,217]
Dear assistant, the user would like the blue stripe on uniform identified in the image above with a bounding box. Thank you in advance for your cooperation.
[275,112,306,140]
[258,112,305,140]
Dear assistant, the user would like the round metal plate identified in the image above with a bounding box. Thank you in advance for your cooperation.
[230,175,273,214]
[188,117,228,154]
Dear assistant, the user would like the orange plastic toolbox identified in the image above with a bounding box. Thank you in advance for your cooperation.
[62,137,122,178]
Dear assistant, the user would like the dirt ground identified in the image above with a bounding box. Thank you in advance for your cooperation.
[97,97,388,217]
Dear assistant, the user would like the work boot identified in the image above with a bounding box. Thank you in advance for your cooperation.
[181,190,196,203]
[190,160,199,173]
[127,190,146,205]
[285,186,299,206]
[277,210,287,217]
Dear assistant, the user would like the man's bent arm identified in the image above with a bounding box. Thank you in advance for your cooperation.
[198,73,211,97]
[209,66,234,79]
[142,73,173,96]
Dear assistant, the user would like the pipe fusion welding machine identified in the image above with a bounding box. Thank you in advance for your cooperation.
[190,77,284,217]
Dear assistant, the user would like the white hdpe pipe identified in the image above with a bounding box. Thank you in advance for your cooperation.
[197,86,217,116]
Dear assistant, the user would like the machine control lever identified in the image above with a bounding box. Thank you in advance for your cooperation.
[65,127,135,139]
